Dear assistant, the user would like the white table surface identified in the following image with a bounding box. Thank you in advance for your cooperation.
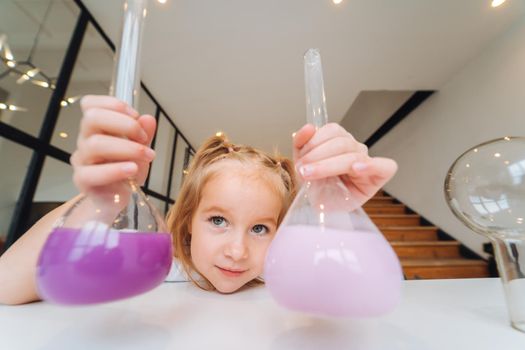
[1,278,523,350]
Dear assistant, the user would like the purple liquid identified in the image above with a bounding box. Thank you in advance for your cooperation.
[264,225,403,317]
[36,227,173,305]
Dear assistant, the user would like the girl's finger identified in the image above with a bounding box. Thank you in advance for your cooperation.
[80,95,139,118]
[81,108,148,143]
[77,134,156,165]
[347,157,398,188]
[296,152,369,180]
[297,123,354,159]
[297,136,366,165]
[137,114,157,146]
[292,124,315,162]
[293,124,315,149]
[73,162,138,191]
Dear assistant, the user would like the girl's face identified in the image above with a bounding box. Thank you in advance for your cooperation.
[190,162,282,293]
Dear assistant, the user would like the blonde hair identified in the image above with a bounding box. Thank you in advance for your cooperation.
[166,134,297,290]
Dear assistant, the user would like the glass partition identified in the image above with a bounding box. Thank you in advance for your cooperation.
[0,0,80,137]
[51,22,114,154]
[0,1,194,249]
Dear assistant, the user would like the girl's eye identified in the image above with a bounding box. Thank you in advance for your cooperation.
[209,216,228,228]
[251,224,269,236]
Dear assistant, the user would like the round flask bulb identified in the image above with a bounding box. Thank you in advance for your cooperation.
[36,183,172,305]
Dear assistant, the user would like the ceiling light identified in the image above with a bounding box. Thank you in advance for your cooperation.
[0,102,27,112]
[4,49,13,61]
[333,0,343,4]
[1,2,55,90]
[26,68,39,77]
[158,0,167,3]
[216,131,223,137]
[59,132,68,138]
[491,0,506,7]
[32,80,49,88]
[58,95,80,108]
[17,74,30,83]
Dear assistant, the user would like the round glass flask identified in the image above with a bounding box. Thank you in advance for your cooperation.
[445,136,525,332]
[35,0,172,305]
[264,49,403,317]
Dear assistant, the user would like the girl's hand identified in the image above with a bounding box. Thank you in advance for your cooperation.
[293,123,398,207]
[70,95,156,199]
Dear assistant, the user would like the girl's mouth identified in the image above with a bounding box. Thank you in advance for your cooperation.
[216,266,247,277]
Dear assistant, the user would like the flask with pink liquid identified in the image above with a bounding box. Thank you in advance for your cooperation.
[264,49,403,317]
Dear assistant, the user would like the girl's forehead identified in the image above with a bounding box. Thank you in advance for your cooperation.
[199,165,282,219]
[207,162,272,187]
[202,161,282,196]
[208,159,273,181]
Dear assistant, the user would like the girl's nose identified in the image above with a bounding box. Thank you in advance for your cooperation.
[224,236,249,261]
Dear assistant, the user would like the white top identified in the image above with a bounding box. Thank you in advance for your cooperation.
[164,259,190,282]
[1,278,523,350]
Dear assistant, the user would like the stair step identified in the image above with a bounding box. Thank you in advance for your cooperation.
[380,226,438,241]
[391,241,461,259]
[364,204,406,214]
[401,259,489,279]
[365,189,490,280]
[371,190,386,198]
[370,214,420,226]
[365,197,395,205]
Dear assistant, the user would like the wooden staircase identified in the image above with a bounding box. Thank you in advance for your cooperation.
[364,191,490,279]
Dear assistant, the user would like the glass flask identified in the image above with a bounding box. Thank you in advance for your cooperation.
[264,49,403,317]
[445,136,525,332]
[36,0,173,305]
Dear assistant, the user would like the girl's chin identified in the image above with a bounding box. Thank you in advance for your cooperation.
[213,280,245,294]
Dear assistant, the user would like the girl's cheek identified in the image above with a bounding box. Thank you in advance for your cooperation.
[253,238,273,261]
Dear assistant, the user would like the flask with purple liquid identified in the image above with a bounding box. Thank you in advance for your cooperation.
[36,0,172,305]
[264,49,403,317]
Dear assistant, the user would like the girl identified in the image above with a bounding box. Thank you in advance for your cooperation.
[0,95,398,304]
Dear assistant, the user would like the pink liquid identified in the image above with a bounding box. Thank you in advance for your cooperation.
[36,227,173,305]
[264,225,403,317]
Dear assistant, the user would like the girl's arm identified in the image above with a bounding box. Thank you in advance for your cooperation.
[0,196,81,305]
[0,95,156,305]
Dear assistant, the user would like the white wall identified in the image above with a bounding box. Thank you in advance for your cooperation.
[371,18,525,257]
[341,90,413,143]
